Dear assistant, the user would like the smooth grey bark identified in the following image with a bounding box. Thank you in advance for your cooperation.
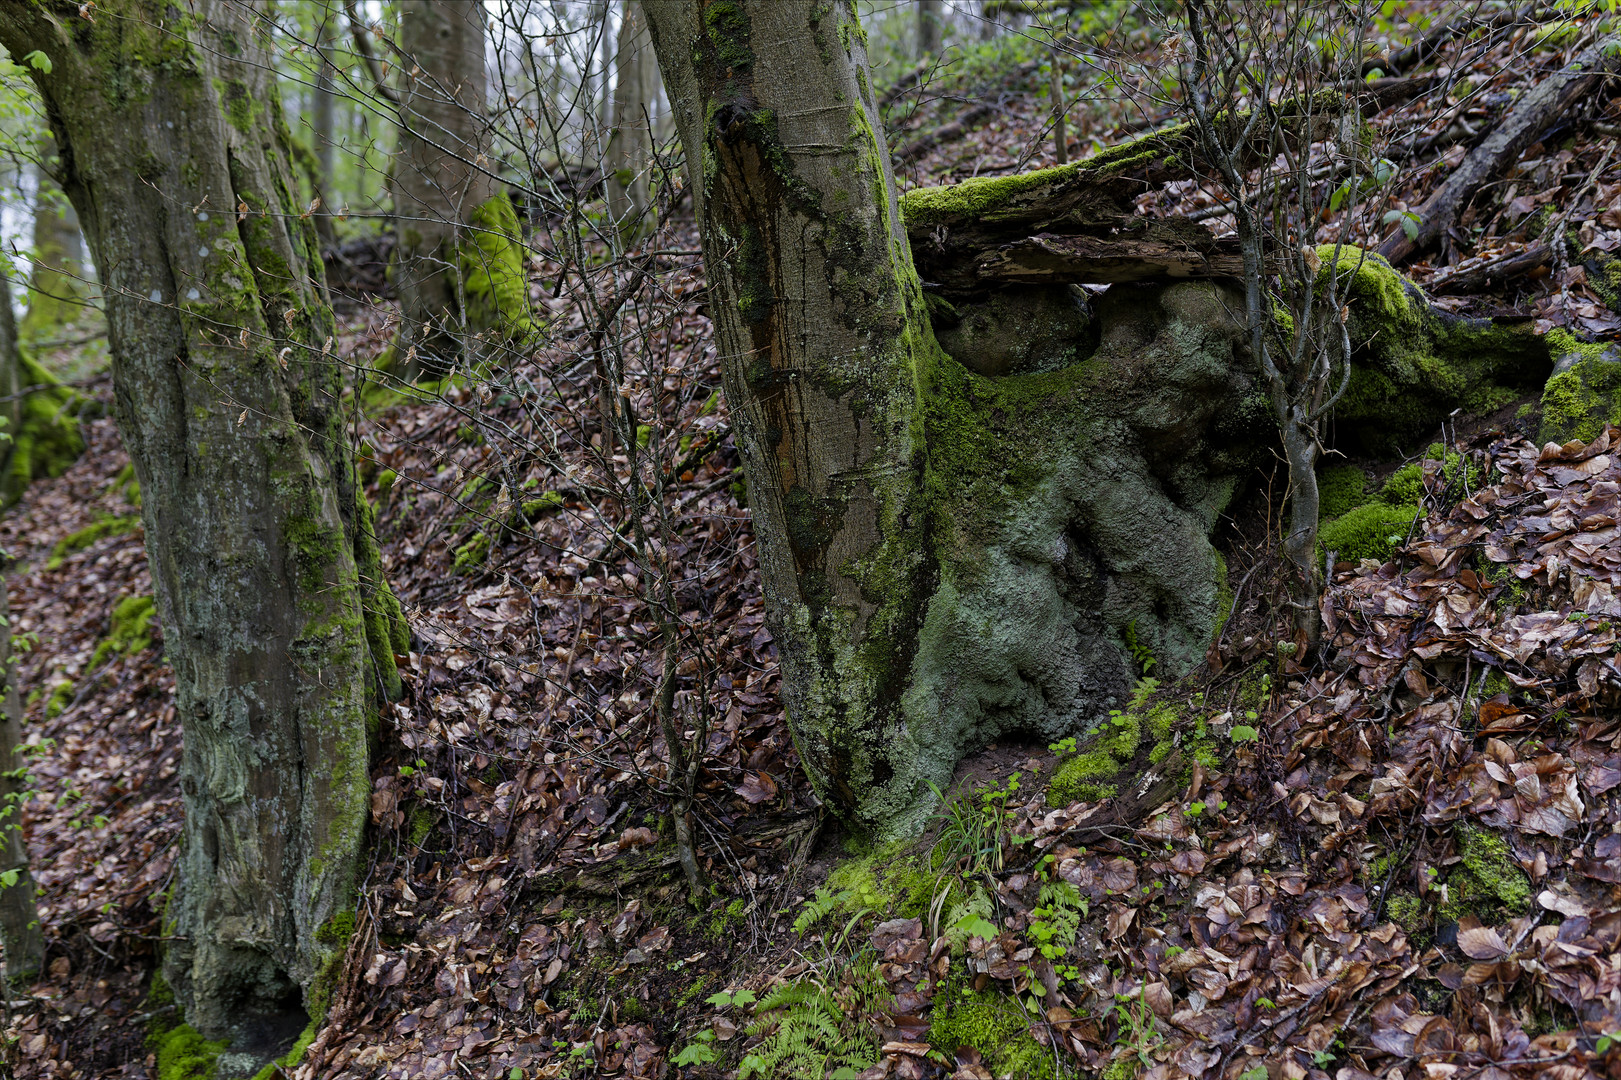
[644,0,938,831]
[0,0,406,1046]
[918,0,943,58]
[313,4,337,193]
[605,1,655,243]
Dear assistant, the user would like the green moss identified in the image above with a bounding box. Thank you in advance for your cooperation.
[1313,246,1550,455]
[929,986,1053,1080]
[703,0,753,70]
[153,1024,225,1080]
[459,195,532,340]
[407,806,436,848]
[44,678,72,718]
[1442,825,1530,920]
[1317,502,1420,563]
[902,163,1084,227]
[1048,681,1178,807]
[1317,464,1368,521]
[315,910,355,947]
[452,531,490,573]
[88,594,156,670]
[1539,330,1621,445]
[522,491,565,518]
[2,352,86,506]
[46,514,141,570]
[1386,893,1424,932]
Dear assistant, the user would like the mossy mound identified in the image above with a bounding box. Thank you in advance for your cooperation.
[1317,463,1368,521]
[1537,330,1621,445]
[2,352,86,506]
[152,1024,225,1080]
[1316,246,1550,456]
[459,193,532,341]
[89,594,157,670]
[1047,679,1178,807]
[1318,502,1421,564]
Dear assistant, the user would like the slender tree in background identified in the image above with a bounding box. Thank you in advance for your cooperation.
[0,272,43,987]
[19,136,88,341]
[0,0,407,1048]
[307,1,339,248]
[605,0,655,242]
[390,0,530,379]
[918,0,943,58]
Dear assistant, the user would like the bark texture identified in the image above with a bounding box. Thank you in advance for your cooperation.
[0,0,407,1045]
[0,566,43,987]
[392,0,529,377]
[646,0,1266,834]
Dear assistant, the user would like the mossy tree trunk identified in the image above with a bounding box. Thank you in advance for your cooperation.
[645,0,940,832]
[0,0,407,1045]
[0,565,43,988]
[391,0,529,379]
[647,0,1271,837]
[20,136,90,341]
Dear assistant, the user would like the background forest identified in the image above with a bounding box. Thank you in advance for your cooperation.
[1,1,1621,1079]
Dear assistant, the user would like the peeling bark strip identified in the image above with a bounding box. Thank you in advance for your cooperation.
[0,0,407,1042]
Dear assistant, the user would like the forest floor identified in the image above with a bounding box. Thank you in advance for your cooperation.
[6,6,1621,1080]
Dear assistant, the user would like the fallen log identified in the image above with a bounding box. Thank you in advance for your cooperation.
[1427,242,1552,295]
[1378,33,1621,266]
[953,230,1250,288]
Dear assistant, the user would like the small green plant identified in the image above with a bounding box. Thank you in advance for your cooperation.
[738,977,879,1079]
[1229,726,1259,743]
[672,1030,719,1067]
[1113,990,1163,1070]
[706,988,758,1009]
[1123,621,1157,675]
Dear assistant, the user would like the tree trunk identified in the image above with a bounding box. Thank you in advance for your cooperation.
[20,137,90,341]
[646,0,1257,835]
[392,0,529,378]
[310,3,339,249]
[0,0,408,1049]
[0,335,43,989]
[918,0,943,58]
[605,1,655,244]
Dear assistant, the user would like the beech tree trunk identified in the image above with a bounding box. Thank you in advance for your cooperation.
[392,0,529,378]
[605,1,656,243]
[20,137,89,341]
[0,0,407,1047]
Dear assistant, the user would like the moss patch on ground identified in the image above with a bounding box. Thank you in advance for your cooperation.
[152,1024,225,1080]
[89,594,156,670]
[1047,679,1178,807]
[929,983,1055,1080]
[1442,825,1530,921]
[46,513,140,570]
